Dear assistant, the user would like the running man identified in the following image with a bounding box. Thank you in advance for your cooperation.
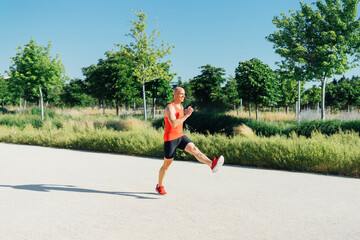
[156,87,224,195]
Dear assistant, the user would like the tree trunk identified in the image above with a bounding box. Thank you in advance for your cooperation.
[20,97,22,109]
[240,99,243,114]
[125,100,129,111]
[316,103,320,114]
[321,76,327,120]
[249,103,251,119]
[116,103,119,116]
[39,88,44,120]
[24,99,27,109]
[102,99,106,115]
[255,104,259,120]
[286,105,289,114]
[142,80,147,121]
[152,98,156,119]
[297,80,301,123]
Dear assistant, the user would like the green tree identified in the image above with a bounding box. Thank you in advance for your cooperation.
[120,10,174,120]
[350,76,360,106]
[336,77,353,110]
[146,63,173,118]
[0,75,11,106]
[109,50,142,112]
[189,65,226,110]
[83,50,141,115]
[326,76,360,111]
[60,78,94,107]
[223,76,241,112]
[82,59,111,111]
[303,85,322,106]
[8,38,67,108]
[325,79,339,111]
[267,0,360,120]
[235,58,281,120]
[276,68,304,114]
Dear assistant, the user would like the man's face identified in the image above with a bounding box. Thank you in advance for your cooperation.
[174,89,186,102]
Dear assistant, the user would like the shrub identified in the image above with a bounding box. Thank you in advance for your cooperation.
[245,119,284,137]
[340,120,360,134]
[185,110,246,134]
[0,107,9,114]
[184,110,287,137]
[0,123,359,177]
[152,118,164,129]
[95,118,152,131]
[29,117,43,128]
[286,120,350,137]
[52,120,64,129]
[0,114,43,129]
[157,110,360,138]
[31,107,56,118]
[233,124,255,137]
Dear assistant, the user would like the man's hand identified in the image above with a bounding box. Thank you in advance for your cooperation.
[185,106,194,117]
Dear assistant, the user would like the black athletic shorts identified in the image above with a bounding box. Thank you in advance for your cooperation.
[164,135,192,159]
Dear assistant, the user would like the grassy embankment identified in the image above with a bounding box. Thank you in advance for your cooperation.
[0,107,359,177]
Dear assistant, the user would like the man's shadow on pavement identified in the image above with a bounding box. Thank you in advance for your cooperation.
[0,184,159,200]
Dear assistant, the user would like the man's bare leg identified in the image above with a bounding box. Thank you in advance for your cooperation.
[185,142,212,167]
[158,158,173,186]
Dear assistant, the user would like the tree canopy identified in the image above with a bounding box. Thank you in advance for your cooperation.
[267,0,360,120]
[189,65,226,109]
[235,58,281,120]
[0,75,11,106]
[60,78,94,107]
[120,10,175,120]
[8,38,67,106]
[82,50,142,108]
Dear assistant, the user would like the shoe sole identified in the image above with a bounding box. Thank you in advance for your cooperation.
[212,155,224,173]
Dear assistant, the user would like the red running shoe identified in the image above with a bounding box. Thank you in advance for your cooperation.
[211,155,224,173]
[155,184,167,195]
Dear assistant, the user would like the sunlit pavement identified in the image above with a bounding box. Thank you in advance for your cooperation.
[0,143,359,240]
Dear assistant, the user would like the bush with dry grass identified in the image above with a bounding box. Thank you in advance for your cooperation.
[1,107,360,177]
[226,110,296,122]
[99,118,152,131]
[233,124,255,137]
[1,122,360,177]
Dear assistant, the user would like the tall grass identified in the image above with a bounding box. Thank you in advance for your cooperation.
[0,125,163,157]
[0,114,44,129]
[0,122,359,177]
[227,110,296,122]
[175,131,359,177]
[1,107,359,177]
[228,108,360,122]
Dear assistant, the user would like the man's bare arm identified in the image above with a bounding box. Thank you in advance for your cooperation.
[164,104,194,128]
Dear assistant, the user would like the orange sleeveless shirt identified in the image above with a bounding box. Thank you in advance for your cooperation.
[163,102,184,142]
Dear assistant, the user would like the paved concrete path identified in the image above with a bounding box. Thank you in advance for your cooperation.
[0,143,360,240]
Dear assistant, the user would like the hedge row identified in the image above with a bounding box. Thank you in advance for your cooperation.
[152,111,360,137]
[0,125,359,177]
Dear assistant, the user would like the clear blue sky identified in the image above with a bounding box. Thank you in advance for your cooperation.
[1,0,359,86]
